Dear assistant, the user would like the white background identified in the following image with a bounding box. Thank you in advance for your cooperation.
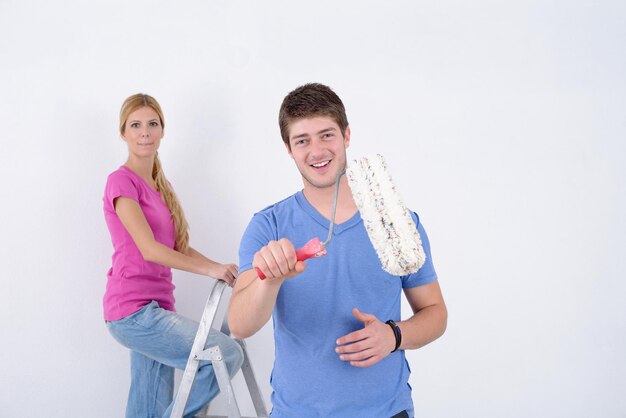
[1,1,624,417]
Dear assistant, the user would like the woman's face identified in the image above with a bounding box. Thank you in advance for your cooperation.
[121,106,163,160]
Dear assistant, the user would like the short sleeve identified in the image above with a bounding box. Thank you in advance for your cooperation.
[402,213,438,288]
[104,170,140,212]
[238,211,278,274]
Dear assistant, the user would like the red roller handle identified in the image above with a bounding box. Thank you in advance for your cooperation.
[256,237,328,280]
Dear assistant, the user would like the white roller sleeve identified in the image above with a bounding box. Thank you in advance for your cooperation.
[346,154,426,275]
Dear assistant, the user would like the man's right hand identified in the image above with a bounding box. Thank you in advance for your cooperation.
[229,238,306,339]
[253,238,307,280]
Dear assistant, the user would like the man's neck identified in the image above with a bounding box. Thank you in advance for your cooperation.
[302,177,357,224]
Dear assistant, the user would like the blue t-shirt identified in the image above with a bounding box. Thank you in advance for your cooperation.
[239,191,438,418]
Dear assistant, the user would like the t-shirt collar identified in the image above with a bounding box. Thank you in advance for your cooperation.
[294,190,361,236]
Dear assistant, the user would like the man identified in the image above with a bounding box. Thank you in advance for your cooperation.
[228,83,447,418]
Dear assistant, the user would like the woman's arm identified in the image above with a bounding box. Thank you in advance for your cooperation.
[114,197,237,285]
[184,246,238,286]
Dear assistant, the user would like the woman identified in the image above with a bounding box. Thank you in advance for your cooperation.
[103,93,243,418]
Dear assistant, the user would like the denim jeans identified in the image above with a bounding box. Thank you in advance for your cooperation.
[107,300,244,418]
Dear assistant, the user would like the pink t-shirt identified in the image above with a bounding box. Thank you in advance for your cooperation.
[103,166,176,321]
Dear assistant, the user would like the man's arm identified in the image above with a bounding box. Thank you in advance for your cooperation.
[227,269,284,339]
[398,279,447,350]
[335,280,447,367]
[227,238,306,339]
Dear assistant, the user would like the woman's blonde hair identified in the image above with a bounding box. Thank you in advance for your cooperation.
[119,93,190,252]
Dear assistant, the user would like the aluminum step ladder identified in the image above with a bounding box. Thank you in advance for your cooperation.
[171,280,269,418]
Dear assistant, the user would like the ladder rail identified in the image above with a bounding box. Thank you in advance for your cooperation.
[198,346,242,418]
[171,280,269,418]
[171,281,228,418]
[237,340,268,417]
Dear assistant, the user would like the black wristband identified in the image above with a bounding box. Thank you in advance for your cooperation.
[385,320,402,352]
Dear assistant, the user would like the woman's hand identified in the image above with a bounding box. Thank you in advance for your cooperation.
[206,262,238,287]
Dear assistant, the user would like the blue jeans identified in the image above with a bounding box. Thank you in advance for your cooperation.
[107,301,244,418]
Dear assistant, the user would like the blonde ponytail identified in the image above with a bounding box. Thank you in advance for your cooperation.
[153,153,190,252]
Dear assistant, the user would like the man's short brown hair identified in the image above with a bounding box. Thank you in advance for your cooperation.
[279,83,349,148]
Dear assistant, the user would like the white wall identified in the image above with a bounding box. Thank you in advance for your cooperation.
[1,1,624,417]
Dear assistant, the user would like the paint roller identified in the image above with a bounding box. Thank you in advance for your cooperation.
[256,154,425,279]
[347,154,426,275]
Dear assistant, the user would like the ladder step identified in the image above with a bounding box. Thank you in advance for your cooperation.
[194,345,223,361]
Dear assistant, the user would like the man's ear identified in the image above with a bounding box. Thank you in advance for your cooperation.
[343,125,351,149]
[284,141,293,158]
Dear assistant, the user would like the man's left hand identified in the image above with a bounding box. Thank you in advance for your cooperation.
[335,308,397,368]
